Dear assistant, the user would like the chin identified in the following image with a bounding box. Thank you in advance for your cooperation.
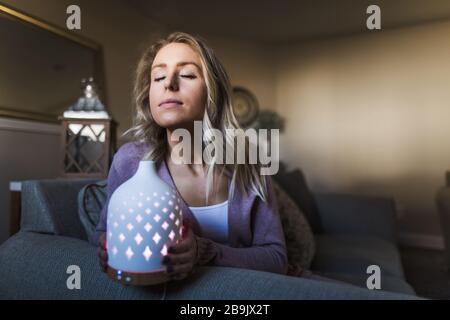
[152,108,202,130]
[154,116,193,130]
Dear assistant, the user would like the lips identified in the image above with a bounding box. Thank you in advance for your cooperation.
[159,98,183,107]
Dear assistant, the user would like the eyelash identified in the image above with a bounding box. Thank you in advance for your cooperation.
[154,75,196,82]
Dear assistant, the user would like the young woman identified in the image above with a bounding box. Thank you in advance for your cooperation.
[93,32,287,281]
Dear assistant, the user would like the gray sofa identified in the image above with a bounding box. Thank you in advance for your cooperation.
[0,179,418,299]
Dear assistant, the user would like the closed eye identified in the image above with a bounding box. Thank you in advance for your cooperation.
[181,75,196,79]
[154,75,196,82]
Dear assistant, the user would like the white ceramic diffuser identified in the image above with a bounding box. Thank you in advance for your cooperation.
[106,160,183,285]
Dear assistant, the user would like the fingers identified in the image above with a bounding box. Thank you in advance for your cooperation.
[182,221,189,238]
[168,241,190,254]
[168,229,194,254]
[99,247,108,262]
[98,232,108,273]
[99,259,107,272]
[99,253,108,272]
[98,247,108,270]
[170,273,189,281]
[162,251,193,265]
[162,253,195,280]
[162,226,197,280]
[98,232,107,249]
[166,262,194,278]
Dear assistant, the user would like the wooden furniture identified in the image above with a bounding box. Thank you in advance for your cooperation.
[107,266,169,286]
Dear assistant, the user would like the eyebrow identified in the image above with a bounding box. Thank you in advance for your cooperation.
[151,61,201,72]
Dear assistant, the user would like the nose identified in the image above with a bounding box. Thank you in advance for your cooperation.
[164,70,179,91]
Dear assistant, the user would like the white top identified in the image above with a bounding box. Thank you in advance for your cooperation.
[189,200,229,245]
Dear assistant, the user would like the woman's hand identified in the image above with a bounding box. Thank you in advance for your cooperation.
[98,232,108,273]
[162,221,198,281]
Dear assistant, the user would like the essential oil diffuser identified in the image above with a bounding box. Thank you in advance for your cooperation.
[106,160,183,286]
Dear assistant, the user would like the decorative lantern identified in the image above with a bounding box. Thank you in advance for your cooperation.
[106,160,183,286]
[59,77,116,178]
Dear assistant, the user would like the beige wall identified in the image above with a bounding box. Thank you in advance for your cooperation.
[206,36,276,111]
[1,0,275,144]
[0,118,61,244]
[275,21,450,236]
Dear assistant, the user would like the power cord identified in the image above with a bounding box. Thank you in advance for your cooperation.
[160,282,168,300]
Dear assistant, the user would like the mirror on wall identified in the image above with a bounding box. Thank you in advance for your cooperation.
[0,3,105,123]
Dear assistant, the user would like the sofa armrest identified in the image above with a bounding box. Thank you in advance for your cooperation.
[0,232,418,300]
[0,231,151,299]
[21,178,99,240]
[313,193,397,242]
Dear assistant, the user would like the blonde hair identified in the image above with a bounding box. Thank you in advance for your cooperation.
[125,32,269,204]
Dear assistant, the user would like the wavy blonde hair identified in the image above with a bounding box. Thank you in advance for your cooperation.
[125,32,269,204]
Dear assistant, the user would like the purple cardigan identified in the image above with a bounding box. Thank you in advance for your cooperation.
[93,140,288,275]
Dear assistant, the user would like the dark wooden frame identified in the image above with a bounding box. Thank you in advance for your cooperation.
[59,117,117,179]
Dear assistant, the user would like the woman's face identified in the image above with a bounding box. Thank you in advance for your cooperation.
[149,42,207,130]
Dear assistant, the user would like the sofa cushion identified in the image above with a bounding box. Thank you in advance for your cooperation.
[77,180,107,242]
[315,271,415,295]
[312,234,405,278]
[274,166,323,233]
[272,180,316,275]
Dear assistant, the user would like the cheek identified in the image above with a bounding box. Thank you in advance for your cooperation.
[149,85,160,114]
[186,83,207,115]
